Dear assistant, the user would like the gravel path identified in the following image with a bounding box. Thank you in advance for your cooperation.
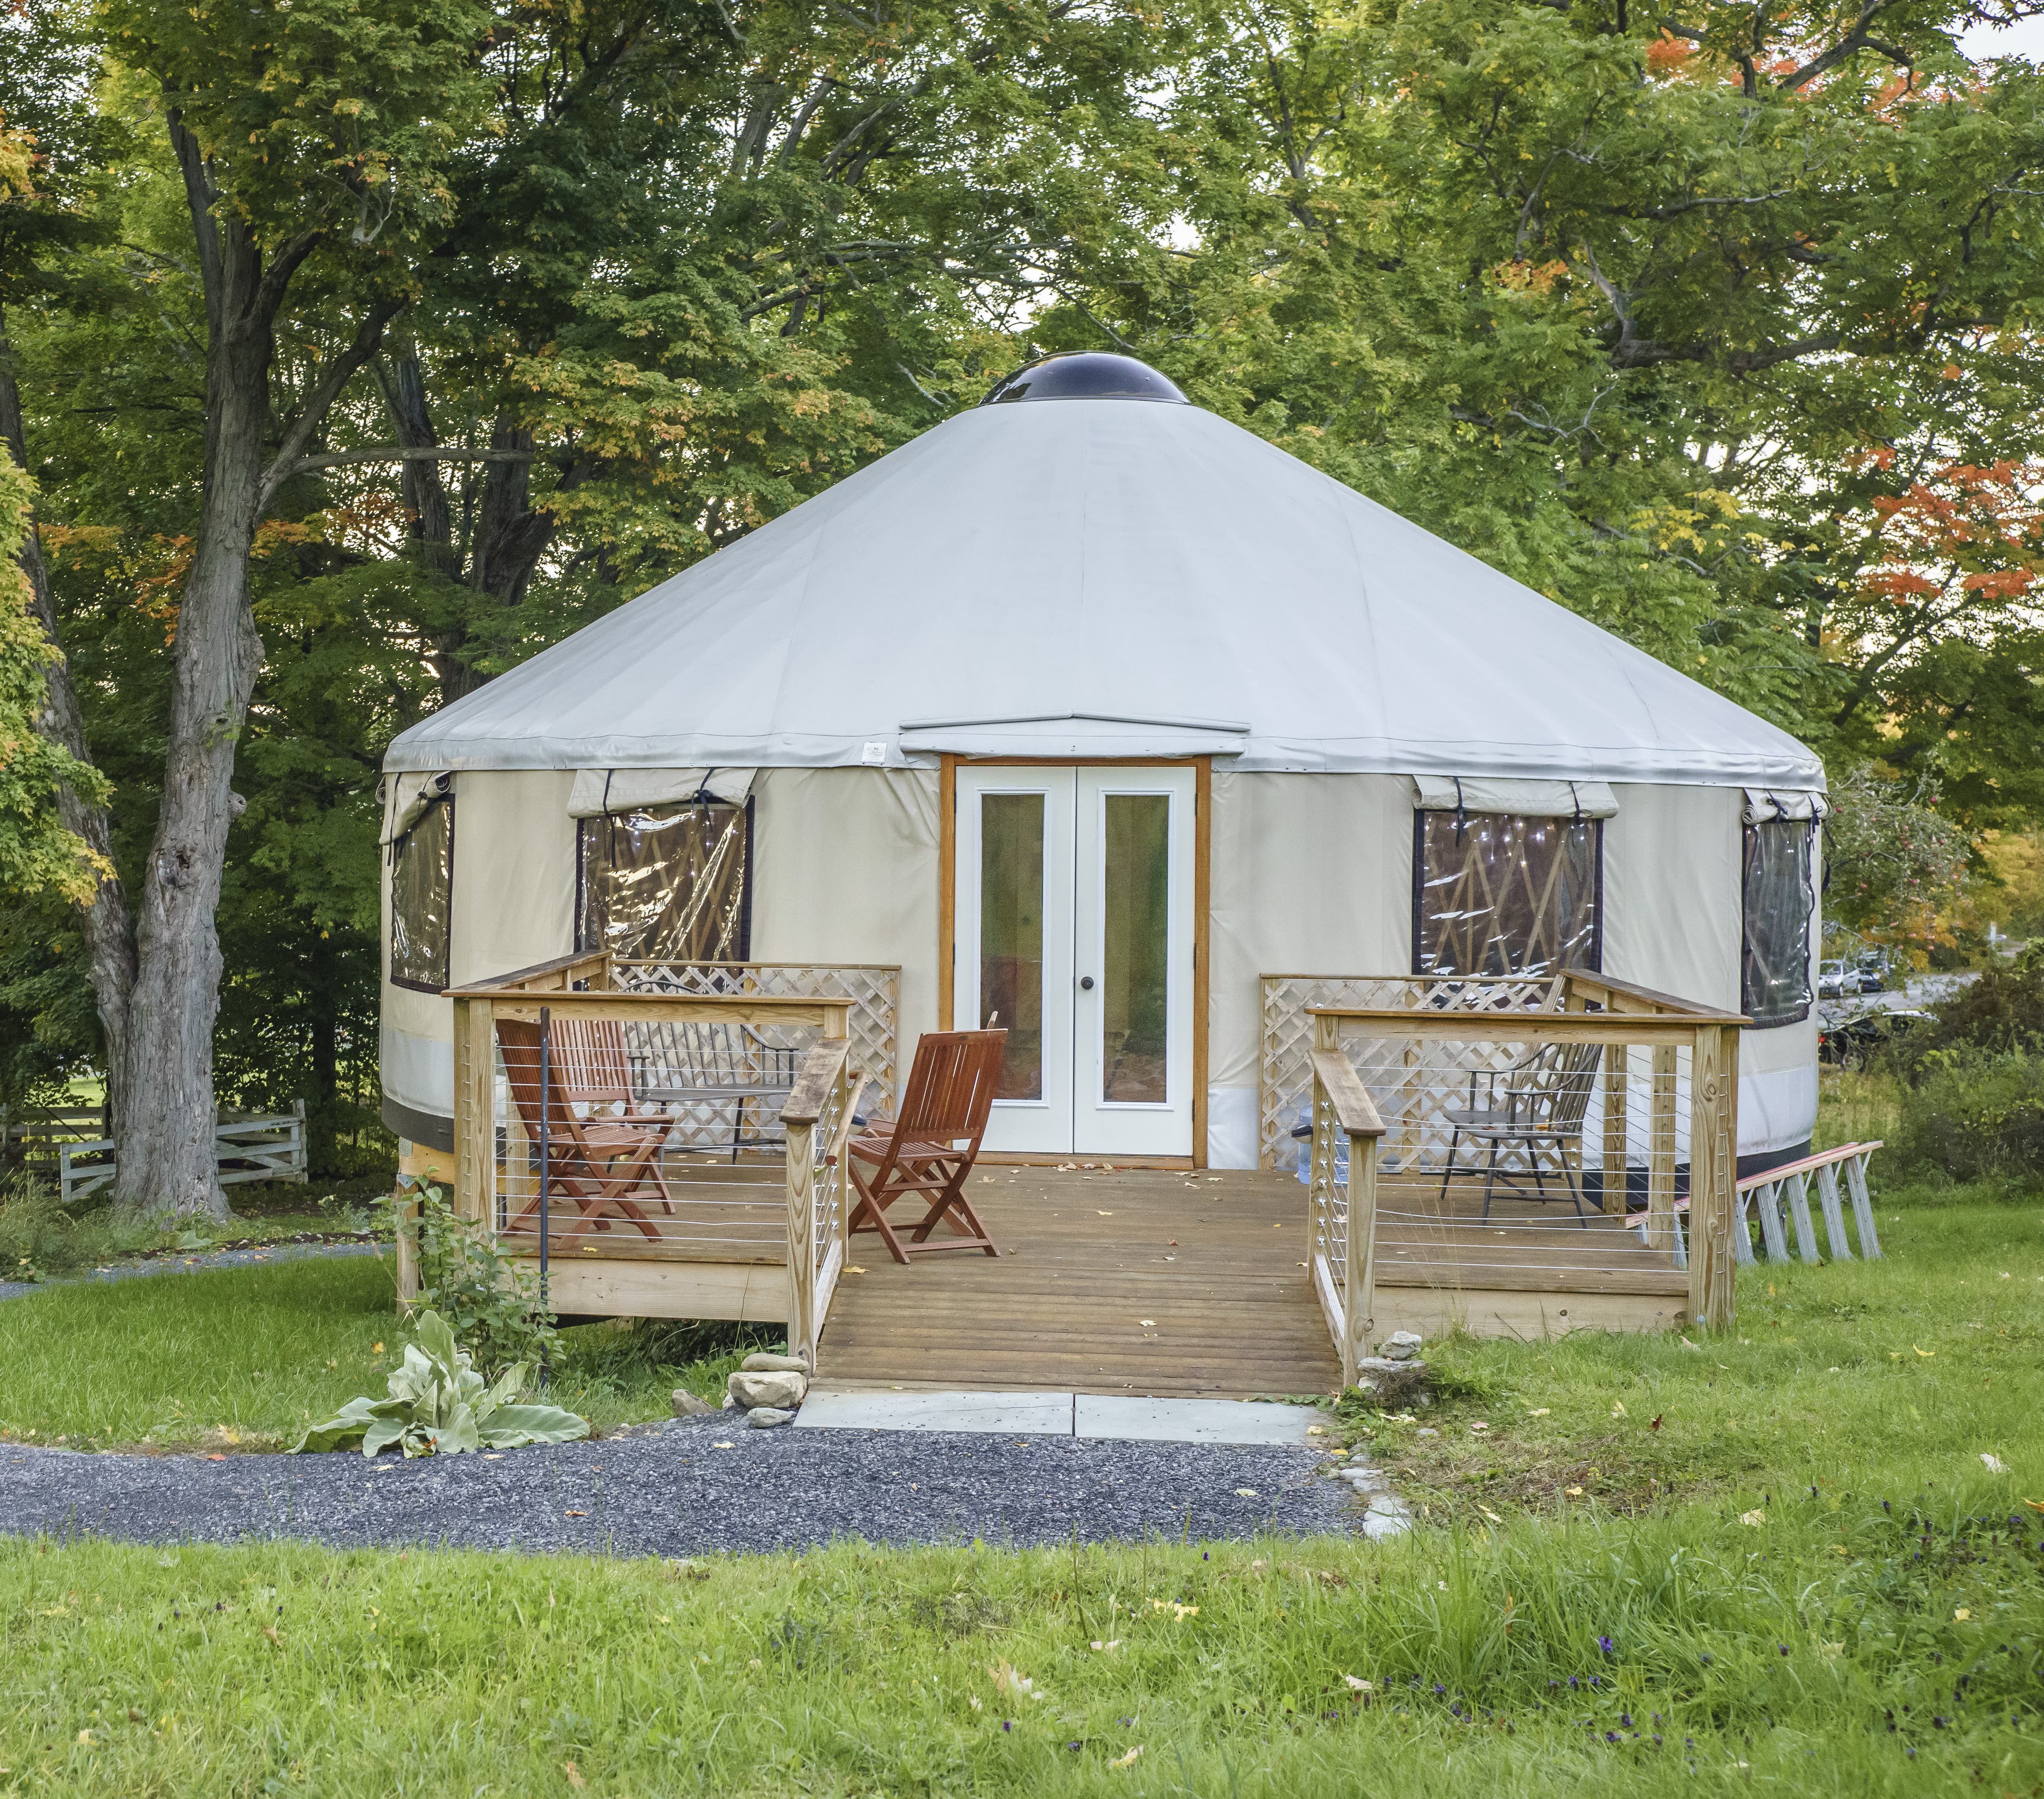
[0,1240,379,1302]
[0,1417,1354,1555]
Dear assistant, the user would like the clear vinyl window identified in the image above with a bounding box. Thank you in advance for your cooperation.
[389,795,453,992]
[1742,817,1814,1026]
[1414,811,1603,977]
[576,800,753,964]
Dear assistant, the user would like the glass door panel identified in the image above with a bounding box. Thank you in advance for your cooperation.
[1075,768,1195,1156]
[980,792,1046,1100]
[1100,793,1170,1103]
[954,767,1075,1154]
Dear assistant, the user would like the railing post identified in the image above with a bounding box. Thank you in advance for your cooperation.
[1649,1043,1678,1261]
[785,1114,817,1367]
[1602,1043,1629,1218]
[1346,1125,1378,1386]
[1687,1022,1738,1331]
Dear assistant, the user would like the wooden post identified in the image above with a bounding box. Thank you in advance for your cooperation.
[1686,1023,1738,1331]
[784,1113,817,1368]
[1649,1044,1677,1261]
[1602,1043,1629,1218]
[1346,1127,1378,1386]
[459,999,496,1229]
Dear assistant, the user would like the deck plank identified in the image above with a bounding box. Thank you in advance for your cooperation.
[820,1167,1339,1397]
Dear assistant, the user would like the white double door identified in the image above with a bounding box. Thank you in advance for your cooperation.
[955,765,1196,1158]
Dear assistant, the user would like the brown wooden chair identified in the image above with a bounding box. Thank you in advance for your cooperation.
[846,1030,1006,1264]
[545,1015,675,1208]
[497,1019,667,1244]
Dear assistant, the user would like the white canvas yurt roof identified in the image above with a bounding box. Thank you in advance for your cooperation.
[385,355,1822,788]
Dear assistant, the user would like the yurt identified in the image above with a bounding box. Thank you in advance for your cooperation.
[379,352,1826,1183]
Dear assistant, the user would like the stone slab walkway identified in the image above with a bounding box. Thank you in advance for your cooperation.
[795,1387,1327,1445]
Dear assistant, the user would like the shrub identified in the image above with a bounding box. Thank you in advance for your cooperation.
[0,1174,120,1280]
[380,1178,557,1379]
[1884,942,2044,1079]
[1891,1047,2044,1181]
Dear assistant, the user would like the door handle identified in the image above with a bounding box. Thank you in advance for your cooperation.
[1079,975,1095,991]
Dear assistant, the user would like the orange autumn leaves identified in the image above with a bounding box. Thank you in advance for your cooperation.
[1852,454,2043,612]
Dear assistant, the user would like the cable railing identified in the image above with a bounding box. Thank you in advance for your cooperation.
[1306,970,1745,1365]
[437,952,867,1347]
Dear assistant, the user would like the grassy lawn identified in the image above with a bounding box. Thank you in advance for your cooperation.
[1,1076,2040,1791]
[0,1484,2037,1794]
[0,1256,763,1451]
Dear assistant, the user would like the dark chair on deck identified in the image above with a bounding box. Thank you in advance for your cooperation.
[1437,1040,1604,1225]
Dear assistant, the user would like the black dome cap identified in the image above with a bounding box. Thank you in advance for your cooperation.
[980,351,1187,406]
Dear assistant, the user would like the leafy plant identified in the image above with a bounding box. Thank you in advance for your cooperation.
[290,1310,587,1458]
[1891,1046,2044,1181]
[382,1178,556,1379]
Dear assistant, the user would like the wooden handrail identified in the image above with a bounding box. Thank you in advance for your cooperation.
[1736,1140,1882,1192]
[783,1038,851,1127]
[1560,968,1751,1023]
[445,950,611,996]
[1311,1050,1385,1138]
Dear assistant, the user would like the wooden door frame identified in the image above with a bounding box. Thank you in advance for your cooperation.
[937,752,1211,1169]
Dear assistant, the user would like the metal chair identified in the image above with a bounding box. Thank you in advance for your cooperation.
[1437,1041,1604,1224]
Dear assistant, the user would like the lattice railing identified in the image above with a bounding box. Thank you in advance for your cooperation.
[615,960,898,1127]
[1261,974,1565,1171]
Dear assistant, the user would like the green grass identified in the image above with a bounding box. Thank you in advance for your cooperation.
[0,1256,757,1451]
[2,1113,2041,1791]
[0,1493,2037,1794]
[1352,1194,2044,1525]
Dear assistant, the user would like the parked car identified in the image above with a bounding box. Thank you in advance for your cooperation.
[1818,959,1851,999]
[1851,950,1891,993]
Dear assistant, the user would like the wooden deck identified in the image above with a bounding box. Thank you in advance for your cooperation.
[819,1166,1342,1399]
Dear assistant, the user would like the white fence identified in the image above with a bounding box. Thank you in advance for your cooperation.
[54,1102,309,1205]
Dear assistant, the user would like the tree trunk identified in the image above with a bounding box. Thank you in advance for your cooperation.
[0,310,136,1132]
[109,119,290,1221]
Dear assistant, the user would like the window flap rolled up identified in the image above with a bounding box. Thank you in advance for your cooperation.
[380,771,452,844]
[568,767,756,818]
[1407,775,1618,820]
[1742,786,1829,825]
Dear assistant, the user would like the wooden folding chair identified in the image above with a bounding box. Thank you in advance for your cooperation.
[546,1015,674,1209]
[846,1030,1006,1264]
[497,1019,666,1244]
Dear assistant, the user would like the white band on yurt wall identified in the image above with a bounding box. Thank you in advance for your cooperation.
[379,771,451,844]
[567,766,757,818]
[1407,775,1619,820]
[1741,787,1829,825]
[1204,1085,1260,1170]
